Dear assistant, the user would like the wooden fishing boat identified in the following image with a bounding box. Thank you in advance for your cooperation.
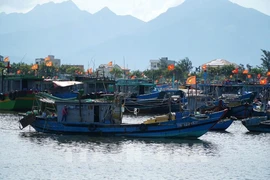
[211,118,234,131]
[0,75,43,111]
[241,116,270,133]
[18,94,227,138]
[116,79,186,114]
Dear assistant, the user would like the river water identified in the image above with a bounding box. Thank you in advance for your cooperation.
[0,112,270,180]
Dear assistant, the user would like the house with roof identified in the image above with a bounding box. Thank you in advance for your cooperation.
[150,57,176,70]
[201,59,238,69]
[35,55,61,68]
[96,63,130,79]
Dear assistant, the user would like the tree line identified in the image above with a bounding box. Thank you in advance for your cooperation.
[1,49,269,84]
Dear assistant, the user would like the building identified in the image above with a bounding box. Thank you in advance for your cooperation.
[35,55,61,68]
[63,64,84,71]
[202,59,238,69]
[150,57,176,70]
[96,63,130,79]
[0,55,3,62]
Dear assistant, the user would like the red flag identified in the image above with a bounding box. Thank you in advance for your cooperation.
[243,70,248,74]
[202,65,207,71]
[108,61,112,66]
[186,76,196,85]
[232,68,238,74]
[260,78,267,85]
[168,64,175,71]
[31,64,39,70]
[4,56,9,62]
[45,61,52,67]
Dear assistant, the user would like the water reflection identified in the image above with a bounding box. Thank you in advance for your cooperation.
[244,131,270,141]
[19,131,218,157]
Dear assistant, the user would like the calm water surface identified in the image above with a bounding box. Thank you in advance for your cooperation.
[0,112,270,180]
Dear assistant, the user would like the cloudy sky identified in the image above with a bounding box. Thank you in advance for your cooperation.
[0,0,270,21]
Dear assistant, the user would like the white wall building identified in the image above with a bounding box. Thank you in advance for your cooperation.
[96,63,130,79]
[202,59,238,68]
[35,55,61,68]
[150,57,176,70]
[0,55,3,62]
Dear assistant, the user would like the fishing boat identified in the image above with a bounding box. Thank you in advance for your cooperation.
[211,118,234,131]
[175,106,233,131]
[198,82,259,104]
[75,76,116,99]
[44,80,83,99]
[116,78,186,114]
[241,116,270,133]
[18,94,227,138]
[197,97,254,120]
[0,75,43,111]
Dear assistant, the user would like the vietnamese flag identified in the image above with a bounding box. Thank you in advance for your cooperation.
[168,64,175,71]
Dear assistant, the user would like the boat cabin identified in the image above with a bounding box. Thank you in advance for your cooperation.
[53,100,122,124]
[0,75,43,93]
[116,79,155,96]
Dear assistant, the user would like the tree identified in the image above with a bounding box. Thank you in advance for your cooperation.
[250,66,264,81]
[143,69,163,82]
[246,64,252,72]
[175,57,193,83]
[110,67,123,79]
[261,49,270,71]
[14,62,32,75]
[220,65,236,79]
[130,70,143,79]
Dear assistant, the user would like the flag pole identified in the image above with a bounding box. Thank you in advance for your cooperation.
[195,74,197,113]
[172,71,175,89]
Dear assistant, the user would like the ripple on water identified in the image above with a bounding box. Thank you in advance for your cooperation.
[0,113,270,180]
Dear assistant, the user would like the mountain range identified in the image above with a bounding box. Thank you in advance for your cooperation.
[0,0,269,70]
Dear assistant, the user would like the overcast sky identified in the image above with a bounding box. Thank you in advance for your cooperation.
[0,0,270,21]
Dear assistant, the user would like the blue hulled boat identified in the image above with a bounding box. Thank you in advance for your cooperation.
[211,118,234,131]
[116,79,186,114]
[177,109,233,131]
[241,116,270,133]
[19,95,227,138]
[48,80,83,99]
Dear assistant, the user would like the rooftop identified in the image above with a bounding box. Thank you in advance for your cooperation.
[204,59,238,67]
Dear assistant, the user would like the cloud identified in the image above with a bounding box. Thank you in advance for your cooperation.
[0,0,67,13]
[71,0,185,21]
[0,0,269,21]
[230,0,270,16]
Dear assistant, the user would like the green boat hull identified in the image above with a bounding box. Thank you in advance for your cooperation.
[0,94,35,111]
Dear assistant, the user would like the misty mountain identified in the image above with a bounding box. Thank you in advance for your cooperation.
[80,0,270,69]
[0,0,269,70]
[0,1,145,61]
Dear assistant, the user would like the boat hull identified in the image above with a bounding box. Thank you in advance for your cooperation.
[211,118,234,131]
[124,99,182,114]
[242,116,270,132]
[30,119,216,138]
[25,110,227,138]
[0,93,35,111]
[225,104,253,119]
